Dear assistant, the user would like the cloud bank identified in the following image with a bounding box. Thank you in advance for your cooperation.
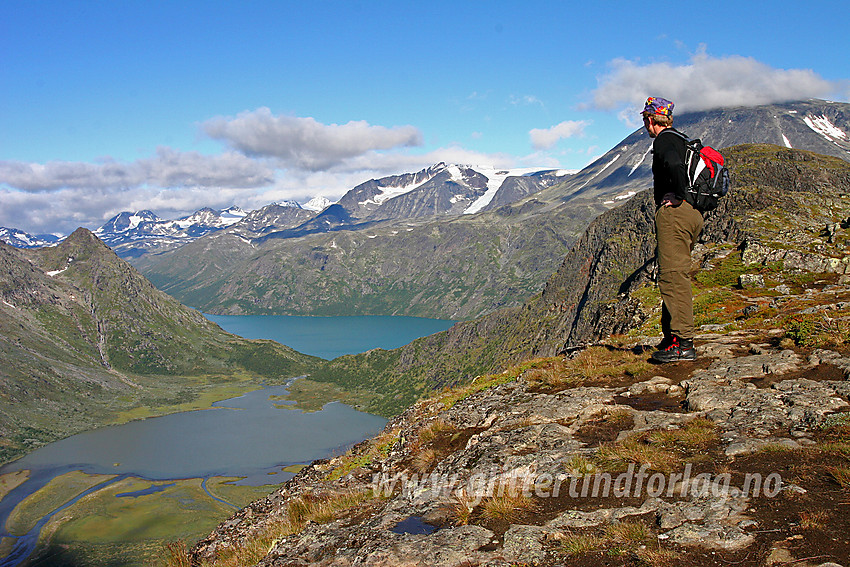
[591,49,841,120]
[0,148,274,193]
[0,110,511,234]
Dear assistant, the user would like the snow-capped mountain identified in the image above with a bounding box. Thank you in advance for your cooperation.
[334,162,569,223]
[94,206,247,258]
[225,202,315,238]
[0,227,62,249]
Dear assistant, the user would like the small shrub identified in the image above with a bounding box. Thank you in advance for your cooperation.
[784,313,850,348]
[695,251,748,288]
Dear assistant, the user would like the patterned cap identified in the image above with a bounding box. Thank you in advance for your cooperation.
[642,97,674,116]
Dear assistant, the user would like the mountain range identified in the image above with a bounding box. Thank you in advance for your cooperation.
[0,227,62,248]
[4,100,849,321]
[136,99,850,320]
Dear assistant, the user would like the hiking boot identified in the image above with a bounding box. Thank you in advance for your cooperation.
[655,335,674,350]
[651,336,696,363]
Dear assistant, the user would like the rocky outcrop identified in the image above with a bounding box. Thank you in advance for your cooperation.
[191,327,850,566]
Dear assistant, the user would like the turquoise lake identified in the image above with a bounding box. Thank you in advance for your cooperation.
[206,313,457,359]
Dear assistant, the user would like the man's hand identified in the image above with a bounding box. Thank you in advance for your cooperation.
[660,192,683,207]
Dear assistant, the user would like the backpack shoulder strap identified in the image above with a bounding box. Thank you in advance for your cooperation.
[661,128,689,142]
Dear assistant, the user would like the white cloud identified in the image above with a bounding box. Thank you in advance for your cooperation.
[591,48,840,122]
[202,108,423,170]
[0,148,274,192]
[529,120,591,149]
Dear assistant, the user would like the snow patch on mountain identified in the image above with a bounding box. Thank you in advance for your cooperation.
[629,146,652,177]
[0,227,63,249]
[358,172,437,207]
[782,134,793,148]
[579,154,621,190]
[271,200,303,210]
[803,114,847,142]
[603,190,639,204]
[303,196,333,212]
[463,166,548,214]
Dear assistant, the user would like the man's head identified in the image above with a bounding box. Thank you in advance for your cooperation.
[641,96,674,137]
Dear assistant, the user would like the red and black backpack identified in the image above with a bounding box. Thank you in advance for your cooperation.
[668,130,731,213]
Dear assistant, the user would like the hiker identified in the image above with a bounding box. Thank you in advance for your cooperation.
[642,96,703,362]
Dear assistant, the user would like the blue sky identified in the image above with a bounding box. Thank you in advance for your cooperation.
[2,0,848,234]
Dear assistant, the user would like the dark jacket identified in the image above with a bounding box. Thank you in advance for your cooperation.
[651,128,689,208]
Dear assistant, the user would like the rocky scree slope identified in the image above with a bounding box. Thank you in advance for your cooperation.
[0,228,319,464]
[306,144,850,417]
[185,144,850,566]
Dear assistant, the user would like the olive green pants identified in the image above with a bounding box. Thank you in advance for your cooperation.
[655,201,704,341]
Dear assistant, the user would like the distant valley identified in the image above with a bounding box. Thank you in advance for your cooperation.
[0,229,320,464]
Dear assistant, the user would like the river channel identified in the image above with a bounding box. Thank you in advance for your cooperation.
[0,314,455,566]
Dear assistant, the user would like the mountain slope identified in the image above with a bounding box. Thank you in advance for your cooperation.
[0,229,320,464]
[139,100,850,321]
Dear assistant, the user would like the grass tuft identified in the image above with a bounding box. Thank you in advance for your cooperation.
[446,489,477,526]
[560,532,605,555]
[827,466,850,488]
[194,490,374,567]
[479,484,538,524]
[161,540,192,567]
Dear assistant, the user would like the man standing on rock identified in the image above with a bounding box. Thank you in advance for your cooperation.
[642,97,703,363]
